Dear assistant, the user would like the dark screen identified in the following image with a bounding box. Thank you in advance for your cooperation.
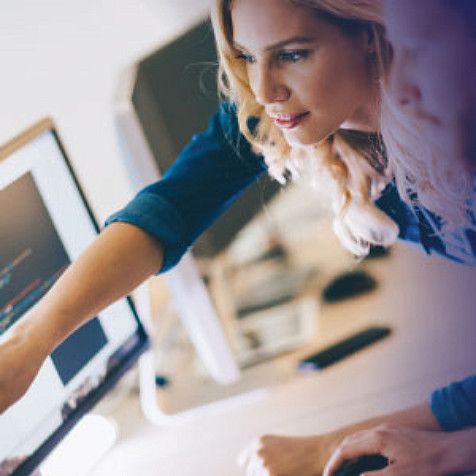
[0,173,70,334]
[0,173,108,385]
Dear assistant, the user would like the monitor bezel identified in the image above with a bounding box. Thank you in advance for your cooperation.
[0,118,150,476]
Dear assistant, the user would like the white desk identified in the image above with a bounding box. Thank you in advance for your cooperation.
[90,242,476,476]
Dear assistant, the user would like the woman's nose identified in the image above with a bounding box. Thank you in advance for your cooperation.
[391,50,422,108]
[252,64,290,105]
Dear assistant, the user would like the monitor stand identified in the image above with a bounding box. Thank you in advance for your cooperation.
[133,281,269,428]
[38,414,118,476]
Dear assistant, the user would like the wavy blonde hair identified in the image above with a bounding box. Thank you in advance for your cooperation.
[211,0,473,256]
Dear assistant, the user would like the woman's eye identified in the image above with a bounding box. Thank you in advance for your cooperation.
[235,52,256,64]
[277,50,309,63]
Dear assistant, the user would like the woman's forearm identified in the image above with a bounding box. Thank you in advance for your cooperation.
[15,222,163,353]
[0,222,163,414]
[437,427,476,475]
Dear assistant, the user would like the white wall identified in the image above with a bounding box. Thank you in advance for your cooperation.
[0,0,209,222]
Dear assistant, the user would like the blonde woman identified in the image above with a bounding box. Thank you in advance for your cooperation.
[0,0,474,472]
[0,0,402,414]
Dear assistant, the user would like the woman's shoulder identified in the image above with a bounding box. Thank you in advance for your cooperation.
[377,180,476,265]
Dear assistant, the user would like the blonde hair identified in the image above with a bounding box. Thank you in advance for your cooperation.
[211,0,473,257]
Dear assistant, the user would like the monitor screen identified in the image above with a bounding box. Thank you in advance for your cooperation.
[0,119,149,476]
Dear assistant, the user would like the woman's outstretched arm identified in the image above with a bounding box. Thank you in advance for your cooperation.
[0,222,163,414]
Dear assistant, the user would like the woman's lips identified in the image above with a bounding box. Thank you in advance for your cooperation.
[269,112,310,129]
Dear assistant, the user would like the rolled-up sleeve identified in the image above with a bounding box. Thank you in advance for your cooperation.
[430,375,476,431]
[105,103,267,273]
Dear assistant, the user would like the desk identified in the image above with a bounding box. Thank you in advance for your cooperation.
[91,242,476,476]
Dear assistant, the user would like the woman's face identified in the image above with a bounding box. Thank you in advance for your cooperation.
[231,0,378,148]
[385,0,476,165]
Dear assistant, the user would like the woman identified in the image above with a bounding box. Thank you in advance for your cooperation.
[0,0,398,413]
[241,1,476,475]
[214,0,401,258]
[0,0,474,470]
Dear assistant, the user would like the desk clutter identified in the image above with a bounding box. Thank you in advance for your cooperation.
[145,183,393,414]
[322,269,377,303]
[298,326,392,372]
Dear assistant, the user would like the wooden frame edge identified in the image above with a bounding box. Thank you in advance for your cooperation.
[0,117,55,163]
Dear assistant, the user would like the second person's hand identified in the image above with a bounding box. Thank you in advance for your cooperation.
[323,424,446,476]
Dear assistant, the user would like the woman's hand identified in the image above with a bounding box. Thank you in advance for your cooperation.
[323,424,446,476]
[0,323,49,414]
[238,433,337,476]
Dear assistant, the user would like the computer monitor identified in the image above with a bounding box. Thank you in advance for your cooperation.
[0,118,149,476]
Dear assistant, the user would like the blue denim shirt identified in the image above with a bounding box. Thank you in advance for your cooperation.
[106,103,267,272]
[106,102,476,431]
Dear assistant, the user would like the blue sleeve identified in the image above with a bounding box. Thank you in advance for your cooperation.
[376,182,476,263]
[375,181,421,244]
[106,103,267,273]
[430,375,476,431]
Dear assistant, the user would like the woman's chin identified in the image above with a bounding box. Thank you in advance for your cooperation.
[283,129,329,148]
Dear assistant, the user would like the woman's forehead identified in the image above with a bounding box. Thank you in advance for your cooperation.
[231,0,326,50]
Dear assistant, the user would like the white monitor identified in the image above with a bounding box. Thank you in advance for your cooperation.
[0,119,149,475]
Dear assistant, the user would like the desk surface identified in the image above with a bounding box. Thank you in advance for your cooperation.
[90,242,476,476]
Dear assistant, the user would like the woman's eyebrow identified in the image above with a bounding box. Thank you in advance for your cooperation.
[233,36,317,52]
